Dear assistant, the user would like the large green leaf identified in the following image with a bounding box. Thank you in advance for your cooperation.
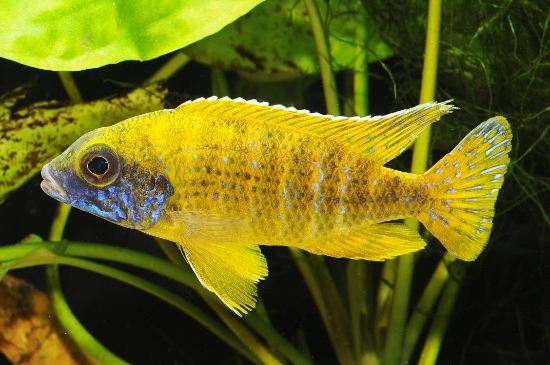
[185,0,393,78]
[0,0,264,71]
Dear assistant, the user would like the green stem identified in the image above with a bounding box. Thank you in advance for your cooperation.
[145,51,191,83]
[46,200,127,364]
[17,254,261,364]
[46,262,128,365]
[48,203,72,242]
[383,254,414,365]
[383,0,441,364]
[242,314,314,365]
[310,256,354,364]
[20,242,202,291]
[288,249,331,342]
[353,9,369,117]
[401,252,456,364]
[58,71,83,103]
[347,260,366,362]
[204,297,283,365]
[211,67,230,97]
[418,263,464,365]
[303,0,341,116]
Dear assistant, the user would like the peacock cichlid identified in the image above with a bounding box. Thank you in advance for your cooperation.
[40,97,512,315]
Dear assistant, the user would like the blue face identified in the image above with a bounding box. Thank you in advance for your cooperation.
[41,142,174,231]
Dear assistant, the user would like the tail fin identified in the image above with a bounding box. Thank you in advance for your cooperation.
[418,117,512,261]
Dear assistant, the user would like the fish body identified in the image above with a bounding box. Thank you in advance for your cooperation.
[40,97,512,314]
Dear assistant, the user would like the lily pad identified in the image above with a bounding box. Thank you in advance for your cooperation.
[0,0,264,71]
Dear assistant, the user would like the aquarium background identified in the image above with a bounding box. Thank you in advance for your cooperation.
[1,0,549,364]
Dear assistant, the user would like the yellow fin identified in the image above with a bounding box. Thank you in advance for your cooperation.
[299,223,426,261]
[419,117,512,261]
[176,97,457,164]
[168,211,268,315]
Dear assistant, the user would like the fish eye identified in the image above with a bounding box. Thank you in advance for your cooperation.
[79,145,120,186]
[88,156,109,176]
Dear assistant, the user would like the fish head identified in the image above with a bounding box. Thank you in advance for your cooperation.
[41,128,174,230]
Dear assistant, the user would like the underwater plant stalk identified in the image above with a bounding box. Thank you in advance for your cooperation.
[46,260,128,365]
[48,203,71,242]
[211,67,230,97]
[203,297,283,365]
[353,10,369,117]
[242,314,315,365]
[303,0,341,116]
[383,0,441,364]
[145,51,191,83]
[57,71,83,103]
[18,255,262,364]
[401,252,456,364]
[418,263,464,365]
[288,248,342,361]
[310,255,354,360]
[46,201,128,364]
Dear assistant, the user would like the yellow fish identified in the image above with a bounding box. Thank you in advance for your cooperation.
[40,97,512,315]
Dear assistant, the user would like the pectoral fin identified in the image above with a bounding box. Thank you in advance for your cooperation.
[299,223,426,261]
[168,211,268,315]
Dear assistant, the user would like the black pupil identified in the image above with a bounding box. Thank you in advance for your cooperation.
[88,156,109,176]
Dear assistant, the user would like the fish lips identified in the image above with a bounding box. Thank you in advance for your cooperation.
[40,165,69,202]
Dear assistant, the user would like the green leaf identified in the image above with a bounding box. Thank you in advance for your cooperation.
[0,234,44,281]
[185,0,394,78]
[0,0,264,71]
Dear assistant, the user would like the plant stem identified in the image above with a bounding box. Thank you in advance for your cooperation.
[48,203,72,242]
[205,297,284,365]
[242,314,314,365]
[211,67,230,96]
[46,200,128,364]
[145,51,190,83]
[46,262,128,365]
[58,71,83,103]
[303,0,341,116]
[418,263,464,365]
[383,0,442,364]
[353,9,369,117]
[401,252,456,364]
[18,254,262,364]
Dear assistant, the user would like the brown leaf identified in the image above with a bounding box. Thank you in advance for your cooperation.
[0,274,96,365]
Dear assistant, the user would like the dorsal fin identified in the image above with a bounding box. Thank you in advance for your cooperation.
[176,97,457,164]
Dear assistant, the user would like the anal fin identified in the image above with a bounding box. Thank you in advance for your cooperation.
[299,223,426,261]
[168,211,268,315]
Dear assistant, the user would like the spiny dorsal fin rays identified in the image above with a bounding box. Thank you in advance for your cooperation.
[176,97,457,165]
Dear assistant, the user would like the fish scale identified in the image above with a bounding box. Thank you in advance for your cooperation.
[40,97,511,315]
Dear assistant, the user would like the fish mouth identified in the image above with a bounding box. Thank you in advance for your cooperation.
[40,165,69,202]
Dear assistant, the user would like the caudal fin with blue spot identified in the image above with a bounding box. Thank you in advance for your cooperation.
[419,117,512,261]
